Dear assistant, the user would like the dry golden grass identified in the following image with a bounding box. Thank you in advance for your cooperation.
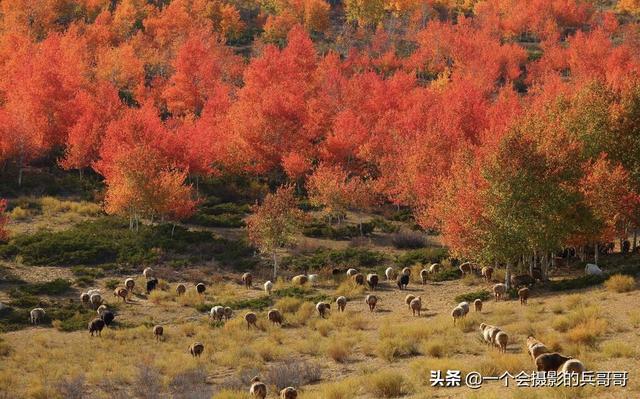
[604,274,636,293]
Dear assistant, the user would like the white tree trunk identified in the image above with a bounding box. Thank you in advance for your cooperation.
[594,243,598,266]
[505,262,512,290]
[272,252,278,280]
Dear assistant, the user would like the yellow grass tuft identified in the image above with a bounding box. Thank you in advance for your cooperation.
[604,274,636,293]
[366,370,412,398]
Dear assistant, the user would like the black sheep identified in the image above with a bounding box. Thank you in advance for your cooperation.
[196,283,206,294]
[88,318,105,336]
[146,278,159,293]
[101,310,115,326]
[397,274,409,290]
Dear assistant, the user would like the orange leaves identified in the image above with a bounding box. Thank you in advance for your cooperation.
[0,199,8,242]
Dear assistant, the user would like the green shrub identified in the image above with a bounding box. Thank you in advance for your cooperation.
[390,231,425,249]
[105,279,120,290]
[455,290,491,303]
[431,268,461,282]
[74,276,95,287]
[187,212,245,228]
[0,307,31,332]
[283,247,386,271]
[549,274,606,291]
[302,221,374,240]
[370,217,400,233]
[17,279,72,296]
[395,248,448,268]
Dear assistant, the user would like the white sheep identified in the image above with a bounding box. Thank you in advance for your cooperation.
[308,274,319,285]
[385,267,396,281]
[30,308,45,325]
[474,299,482,312]
[429,263,441,274]
[346,268,358,277]
[493,283,507,301]
[404,294,415,309]
[458,301,469,316]
[420,268,428,284]
[250,376,267,398]
[124,278,135,291]
[142,267,154,279]
[210,306,225,322]
[89,293,102,309]
[316,302,331,318]
[365,294,377,312]
[264,280,274,295]
[410,296,422,316]
[336,296,347,312]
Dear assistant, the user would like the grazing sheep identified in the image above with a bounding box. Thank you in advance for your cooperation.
[474,299,483,312]
[535,353,573,372]
[196,283,206,294]
[80,293,90,304]
[420,269,428,284]
[495,331,508,353]
[353,273,365,286]
[242,272,253,289]
[291,275,308,286]
[365,294,377,312]
[100,310,115,326]
[88,318,105,336]
[402,267,411,277]
[336,296,347,312]
[176,284,186,296]
[189,342,204,358]
[86,288,101,296]
[268,309,283,326]
[30,308,45,325]
[518,287,530,305]
[396,274,409,290]
[429,263,441,274]
[96,304,108,315]
[250,377,267,399]
[366,273,379,290]
[346,268,358,277]
[459,262,472,275]
[385,267,396,281]
[125,278,135,292]
[511,274,535,288]
[245,312,258,329]
[210,306,225,322]
[479,324,496,346]
[451,307,464,325]
[224,307,233,321]
[308,274,319,285]
[559,359,585,373]
[481,266,493,282]
[146,278,159,294]
[153,325,163,341]
[114,287,128,302]
[493,283,506,301]
[410,296,422,316]
[280,387,298,399]
[90,293,102,308]
[316,302,331,318]
[142,267,154,279]
[264,280,274,295]
[585,263,603,275]
[458,301,469,316]
[528,341,549,362]
[405,294,415,309]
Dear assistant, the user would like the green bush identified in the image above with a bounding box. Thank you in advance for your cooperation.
[186,212,245,228]
[302,222,374,240]
[395,248,448,268]
[283,248,386,271]
[16,278,72,296]
[105,279,120,290]
[5,218,214,266]
[455,290,491,303]
[548,274,606,291]
[74,276,95,287]
[371,217,399,233]
[0,307,31,332]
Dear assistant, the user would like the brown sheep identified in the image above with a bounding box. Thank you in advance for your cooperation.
[80,293,90,304]
[535,353,573,372]
[114,287,128,303]
[316,302,331,318]
[245,312,258,329]
[366,273,379,290]
[189,342,204,358]
[365,294,377,312]
[336,296,347,312]
[176,284,186,296]
[196,283,206,294]
[242,272,253,289]
[353,273,365,286]
[559,359,585,373]
[518,287,530,305]
[153,325,163,341]
[292,275,309,286]
[280,387,298,399]
[124,278,135,292]
[493,283,506,301]
[511,274,535,288]
[223,307,233,321]
[410,296,422,316]
[88,318,105,337]
[405,294,415,310]
[250,377,267,399]
[495,331,509,353]
[529,343,549,362]
[451,307,464,325]
[420,269,428,284]
[481,266,494,282]
[268,309,283,326]
[459,262,472,276]
[474,299,483,312]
